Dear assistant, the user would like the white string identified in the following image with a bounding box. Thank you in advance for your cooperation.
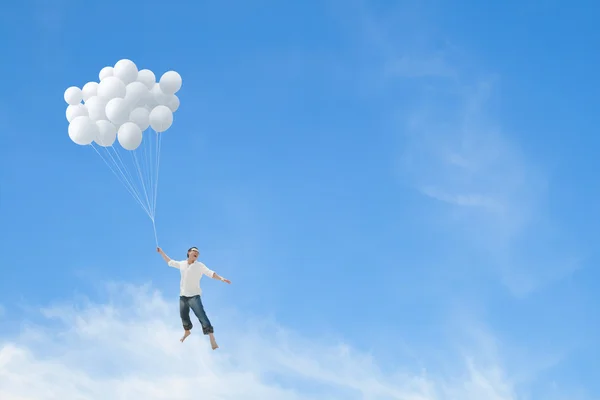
[89,128,164,246]
[153,131,163,217]
[90,144,152,217]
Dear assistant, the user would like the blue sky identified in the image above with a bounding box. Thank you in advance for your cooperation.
[1,0,598,398]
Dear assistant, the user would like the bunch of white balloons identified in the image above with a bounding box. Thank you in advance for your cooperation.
[64,59,182,150]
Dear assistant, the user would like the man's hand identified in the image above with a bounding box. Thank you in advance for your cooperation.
[222,278,231,284]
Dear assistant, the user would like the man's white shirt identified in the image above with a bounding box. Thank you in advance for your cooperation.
[168,259,215,297]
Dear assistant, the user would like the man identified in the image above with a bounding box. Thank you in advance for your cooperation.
[157,246,231,349]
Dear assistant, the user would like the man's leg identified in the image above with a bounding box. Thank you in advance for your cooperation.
[179,296,193,342]
[188,295,218,349]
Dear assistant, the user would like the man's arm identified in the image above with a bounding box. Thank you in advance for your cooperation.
[202,264,231,284]
[211,271,231,284]
[157,247,172,264]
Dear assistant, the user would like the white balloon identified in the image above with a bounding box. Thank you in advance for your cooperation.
[113,59,138,85]
[95,120,117,147]
[144,89,158,109]
[105,98,130,126]
[149,105,173,132]
[166,95,179,112]
[85,96,108,122]
[64,86,82,105]
[99,66,114,81]
[151,83,171,106]
[159,71,182,95]
[66,104,88,122]
[97,76,126,100]
[136,69,156,90]
[68,116,97,146]
[129,107,150,131]
[124,81,149,108]
[82,82,99,102]
[136,91,151,108]
[118,122,143,150]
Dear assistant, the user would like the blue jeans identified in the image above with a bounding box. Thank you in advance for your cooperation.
[179,295,214,334]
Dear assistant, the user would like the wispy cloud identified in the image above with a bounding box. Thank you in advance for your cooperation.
[354,3,583,297]
[0,281,552,400]
[399,71,582,296]
[419,185,504,211]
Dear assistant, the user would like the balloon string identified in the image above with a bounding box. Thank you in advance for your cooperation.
[152,218,159,247]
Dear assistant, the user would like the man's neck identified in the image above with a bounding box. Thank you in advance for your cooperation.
[187,259,194,264]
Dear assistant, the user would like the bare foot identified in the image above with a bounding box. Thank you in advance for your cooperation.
[180,330,191,342]
[209,333,219,350]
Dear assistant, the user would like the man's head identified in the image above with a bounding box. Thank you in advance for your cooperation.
[187,247,199,261]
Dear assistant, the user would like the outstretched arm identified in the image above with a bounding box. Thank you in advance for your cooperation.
[156,247,172,264]
[211,271,231,284]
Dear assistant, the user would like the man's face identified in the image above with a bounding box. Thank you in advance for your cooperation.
[188,248,199,260]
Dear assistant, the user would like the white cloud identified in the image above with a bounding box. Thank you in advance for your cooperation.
[419,185,504,211]
[367,28,579,297]
[0,281,535,400]
[342,1,581,297]
[398,74,581,296]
